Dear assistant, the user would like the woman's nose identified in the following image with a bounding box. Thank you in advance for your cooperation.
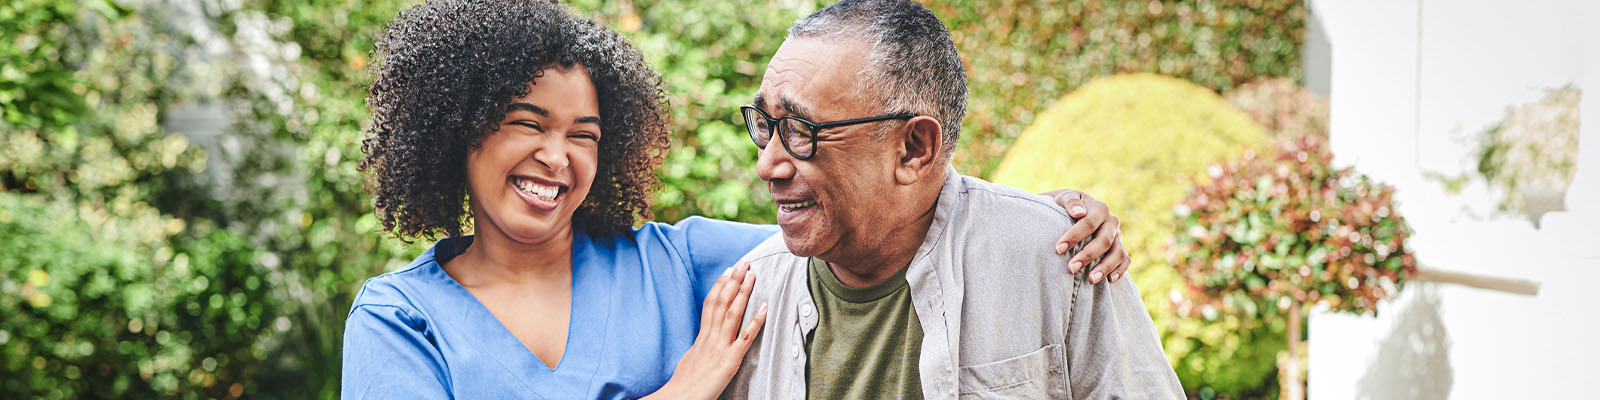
[532,137,569,172]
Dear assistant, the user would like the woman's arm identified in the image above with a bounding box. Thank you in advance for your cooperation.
[341,304,452,399]
[656,217,777,303]
[644,262,768,400]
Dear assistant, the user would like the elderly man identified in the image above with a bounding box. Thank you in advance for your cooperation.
[722,0,1184,399]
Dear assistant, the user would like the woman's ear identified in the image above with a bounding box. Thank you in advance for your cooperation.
[894,115,943,185]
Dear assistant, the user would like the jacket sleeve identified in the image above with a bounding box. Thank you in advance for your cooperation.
[1064,276,1186,399]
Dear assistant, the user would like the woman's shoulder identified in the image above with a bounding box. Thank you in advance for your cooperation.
[349,239,462,316]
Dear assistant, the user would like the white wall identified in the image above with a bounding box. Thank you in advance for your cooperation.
[1307,0,1600,398]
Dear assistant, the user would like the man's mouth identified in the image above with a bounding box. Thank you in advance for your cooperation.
[776,199,817,212]
[511,176,566,206]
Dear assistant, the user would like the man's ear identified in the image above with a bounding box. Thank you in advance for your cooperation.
[894,115,943,185]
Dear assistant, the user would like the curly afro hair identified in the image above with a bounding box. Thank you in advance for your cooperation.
[360,0,670,241]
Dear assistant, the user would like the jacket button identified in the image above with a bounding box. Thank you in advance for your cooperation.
[800,304,814,317]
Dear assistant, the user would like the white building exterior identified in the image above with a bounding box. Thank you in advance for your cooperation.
[1307,0,1600,398]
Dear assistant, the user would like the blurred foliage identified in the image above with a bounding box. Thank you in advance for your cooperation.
[1170,134,1417,400]
[1,0,274,398]
[1223,77,1328,141]
[993,73,1278,398]
[1170,135,1417,317]
[207,0,426,397]
[934,0,1306,176]
[0,0,83,134]
[1474,86,1581,220]
[3,0,1308,398]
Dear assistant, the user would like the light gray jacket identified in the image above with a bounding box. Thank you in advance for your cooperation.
[722,167,1183,399]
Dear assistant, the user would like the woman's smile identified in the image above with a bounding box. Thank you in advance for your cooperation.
[510,175,568,211]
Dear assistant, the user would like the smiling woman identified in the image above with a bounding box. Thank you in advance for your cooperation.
[346,1,774,398]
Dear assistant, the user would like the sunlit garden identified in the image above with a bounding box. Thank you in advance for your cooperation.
[6,0,1515,398]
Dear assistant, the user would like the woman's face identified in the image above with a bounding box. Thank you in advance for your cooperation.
[465,66,601,245]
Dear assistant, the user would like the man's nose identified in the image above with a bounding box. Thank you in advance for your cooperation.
[755,136,795,182]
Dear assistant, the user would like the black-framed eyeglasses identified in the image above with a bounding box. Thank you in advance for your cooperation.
[740,104,915,160]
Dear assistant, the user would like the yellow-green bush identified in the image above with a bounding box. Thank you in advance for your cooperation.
[992,73,1278,397]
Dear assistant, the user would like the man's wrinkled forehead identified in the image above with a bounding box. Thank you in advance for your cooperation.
[755,37,869,118]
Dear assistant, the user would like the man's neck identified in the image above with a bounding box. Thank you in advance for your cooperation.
[820,185,943,288]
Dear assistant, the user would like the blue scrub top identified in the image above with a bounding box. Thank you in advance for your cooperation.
[340,217,778,399]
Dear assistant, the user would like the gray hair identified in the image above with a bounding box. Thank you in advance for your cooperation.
[788,0,967,160]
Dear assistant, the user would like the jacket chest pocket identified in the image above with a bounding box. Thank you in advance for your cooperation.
[957,344,1068,399]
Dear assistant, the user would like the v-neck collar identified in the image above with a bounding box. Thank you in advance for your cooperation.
[424,235,613,386]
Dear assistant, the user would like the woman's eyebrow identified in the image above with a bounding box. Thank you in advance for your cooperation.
[507,102,548,116]
[509,102,598,125]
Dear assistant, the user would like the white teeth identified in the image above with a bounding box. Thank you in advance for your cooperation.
[513,177,560,202]
[778,200,817,210]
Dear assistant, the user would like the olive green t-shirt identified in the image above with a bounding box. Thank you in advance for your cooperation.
[804,257,924,399]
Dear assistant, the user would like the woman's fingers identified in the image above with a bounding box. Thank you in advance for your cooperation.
[705,262,749,338]
[735,303,768,350]
[1090,237,1127,284]
[1055,193,1104,255]
[710,264,745,320]
[723,265,755,339]
[1072,228,1116,283]
[698,273,730,339]
[1111,245,1132,283]
[1056,215,1099,255]
[1053,190,1089,218]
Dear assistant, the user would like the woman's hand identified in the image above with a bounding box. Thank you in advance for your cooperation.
[647,261,768,400]
[1043,189,1131,284]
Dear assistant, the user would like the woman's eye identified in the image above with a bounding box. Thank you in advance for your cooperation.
[513,121,541,131]
[569,133,599,141]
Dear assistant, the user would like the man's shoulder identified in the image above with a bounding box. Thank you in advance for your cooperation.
[739,234,797,264]
[944,174,1075,241]
[737,234,808,282]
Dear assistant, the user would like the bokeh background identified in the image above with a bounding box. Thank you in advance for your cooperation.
[3,0,1595,399]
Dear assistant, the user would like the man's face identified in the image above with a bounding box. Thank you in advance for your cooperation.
[754,37,903,258]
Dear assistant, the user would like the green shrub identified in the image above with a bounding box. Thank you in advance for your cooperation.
[1170,134,1418,398]
[0,1,282,397]
[933,0,1306,176]
[992,73,1278,398]
[0,196,273,398]
[1172,135,1417,317]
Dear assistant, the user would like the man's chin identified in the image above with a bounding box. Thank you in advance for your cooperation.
[778,228,825,258]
